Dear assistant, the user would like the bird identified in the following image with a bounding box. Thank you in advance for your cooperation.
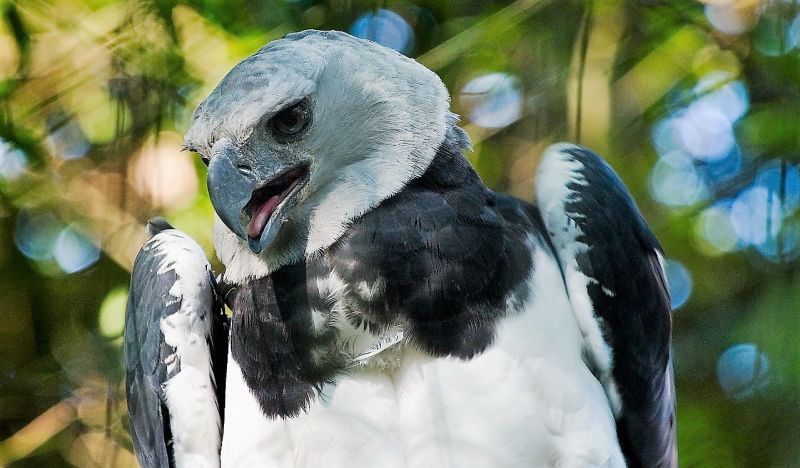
[124,29,676,468]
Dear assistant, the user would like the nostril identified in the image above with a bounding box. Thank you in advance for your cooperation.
[236,163,253,174]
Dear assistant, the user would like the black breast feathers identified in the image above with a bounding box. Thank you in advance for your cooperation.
[230,127,541,418]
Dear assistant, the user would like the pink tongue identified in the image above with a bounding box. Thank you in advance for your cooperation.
[246,195,282,239]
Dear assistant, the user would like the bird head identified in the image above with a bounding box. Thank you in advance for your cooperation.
[184,30,451,278]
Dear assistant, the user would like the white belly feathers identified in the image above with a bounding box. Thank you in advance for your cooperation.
[220,244,624,468]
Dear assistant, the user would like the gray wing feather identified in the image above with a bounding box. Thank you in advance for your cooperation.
[125,228,228,468]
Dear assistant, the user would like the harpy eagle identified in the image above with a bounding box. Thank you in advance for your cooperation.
[125,30,676,468]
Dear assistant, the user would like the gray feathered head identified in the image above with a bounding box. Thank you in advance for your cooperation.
[185,30,452,280]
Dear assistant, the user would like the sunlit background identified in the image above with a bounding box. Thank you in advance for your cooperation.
[0,0,798,466]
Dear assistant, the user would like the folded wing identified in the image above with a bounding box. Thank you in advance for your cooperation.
[536,144,677,468]
[125,226,228,468]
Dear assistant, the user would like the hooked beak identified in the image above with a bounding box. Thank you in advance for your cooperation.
[206,140,309,254]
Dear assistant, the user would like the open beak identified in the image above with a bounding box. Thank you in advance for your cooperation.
[206,140,309,254]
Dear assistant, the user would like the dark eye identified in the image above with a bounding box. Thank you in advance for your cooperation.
[268,100,311,142]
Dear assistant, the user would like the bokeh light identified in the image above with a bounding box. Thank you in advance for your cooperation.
[350,9,415,55]
[729,161,800,262]
[656,74,747,163]
[53,226,100,274]
[14,211,62,262]
[788,13,800,50]
[674,105,735,161]
[755,160,800,211]
[46,115,91,161]
[716,343,771,400]
[694,201,740,254]
[459,73,523,129]
[650,72,749,209]
[694,73,749,123]
[730,186,780,246]
[698,146,742,184]
[704,2,759,35]
[665,259,693,310]
[0,139,28,181]
[99,287,128,338]
[129,134,199,210]
[649,151,709,207]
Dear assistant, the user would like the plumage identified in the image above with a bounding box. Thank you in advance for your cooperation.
[536,144,677,466]
[125,29,676,468]
[125,225,228,468]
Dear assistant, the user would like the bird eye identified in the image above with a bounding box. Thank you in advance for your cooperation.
[269,100,311,142]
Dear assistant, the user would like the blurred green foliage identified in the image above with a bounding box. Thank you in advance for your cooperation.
[0,0,799,466]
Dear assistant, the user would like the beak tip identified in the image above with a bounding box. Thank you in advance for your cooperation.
[248,237,263,254]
